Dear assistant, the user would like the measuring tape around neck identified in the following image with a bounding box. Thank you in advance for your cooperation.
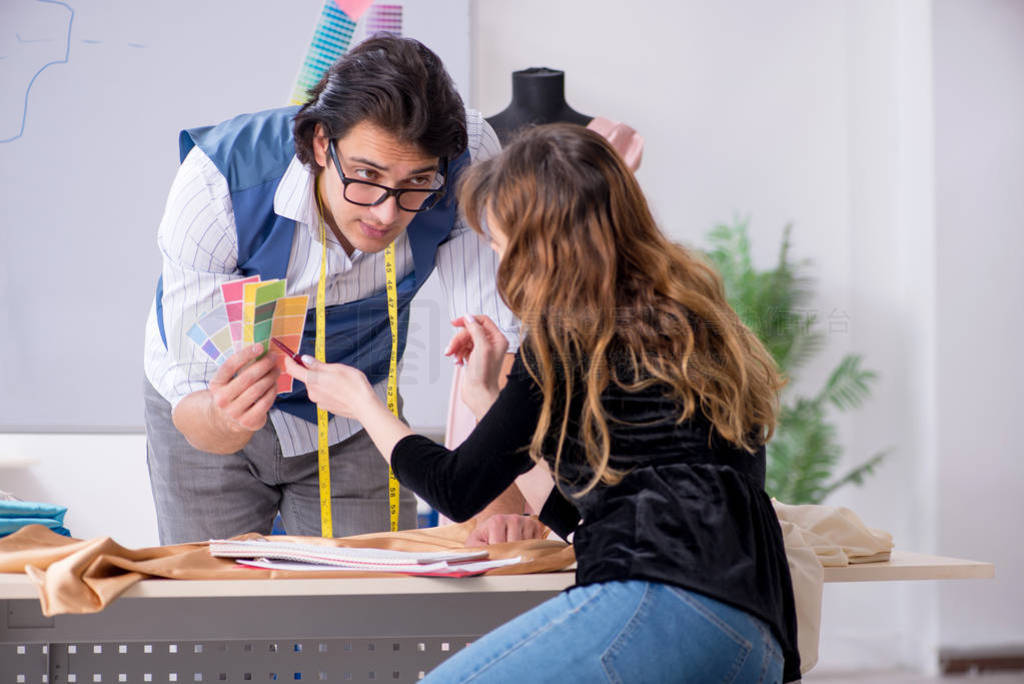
[315,182,401,536]
[383,241,401,533]
[315,187,332,538]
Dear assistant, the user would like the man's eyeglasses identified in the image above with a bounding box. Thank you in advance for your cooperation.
[328,140,447,213]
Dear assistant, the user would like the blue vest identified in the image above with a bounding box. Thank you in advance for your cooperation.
[156,106,469,423]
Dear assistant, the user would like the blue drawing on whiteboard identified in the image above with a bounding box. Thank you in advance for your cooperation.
[0,0,74,143]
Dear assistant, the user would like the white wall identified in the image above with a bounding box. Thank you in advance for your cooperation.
[933,0,1024,652]
[0,434,159,548]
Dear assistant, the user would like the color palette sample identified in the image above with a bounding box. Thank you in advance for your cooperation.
[333,0,376,20]
[186,307,233,366]
[221,275,260,348]
[188,276,309,394]
[242,279,287,347]
[366,4,402,35]
[289,0,359,105]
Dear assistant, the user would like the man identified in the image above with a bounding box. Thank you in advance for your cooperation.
[144,35,541,544]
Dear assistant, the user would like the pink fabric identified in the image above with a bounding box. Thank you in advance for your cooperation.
[440,366,479,525]
[587,116,644,171]
[445,364,478,450]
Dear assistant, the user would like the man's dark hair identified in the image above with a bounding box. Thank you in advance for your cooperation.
[293,35,467,169]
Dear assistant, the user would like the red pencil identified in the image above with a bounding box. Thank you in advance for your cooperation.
[271,337,307,368]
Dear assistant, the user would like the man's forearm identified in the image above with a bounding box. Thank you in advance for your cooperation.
[472,481,527,521]
[172,390,255,454]
[515,461,556,515]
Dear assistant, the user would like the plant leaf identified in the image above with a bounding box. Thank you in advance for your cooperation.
[819,451,888,500]
[814,354,878,411]
[703,219,889,504]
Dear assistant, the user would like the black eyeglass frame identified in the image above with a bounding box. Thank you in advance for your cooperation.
[327,140,448,213]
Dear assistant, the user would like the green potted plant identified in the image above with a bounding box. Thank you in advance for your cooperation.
[703,221,886,504]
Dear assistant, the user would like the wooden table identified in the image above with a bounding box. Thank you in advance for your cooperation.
[0,550,992,683]
[818,550,993,582]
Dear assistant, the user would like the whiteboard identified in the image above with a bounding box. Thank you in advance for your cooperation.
[0,0,470,431]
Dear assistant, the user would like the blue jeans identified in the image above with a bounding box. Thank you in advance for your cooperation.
[423,580,783,683]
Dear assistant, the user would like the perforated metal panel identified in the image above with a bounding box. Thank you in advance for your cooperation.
[2,636,473,683]
[2,590,558,684]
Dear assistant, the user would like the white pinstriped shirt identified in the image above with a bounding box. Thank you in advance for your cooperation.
[143,110,517,457]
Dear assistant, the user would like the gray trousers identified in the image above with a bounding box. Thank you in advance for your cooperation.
[144,379,416,545]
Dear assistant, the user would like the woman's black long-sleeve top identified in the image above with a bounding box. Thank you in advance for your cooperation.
[391,351,800,682]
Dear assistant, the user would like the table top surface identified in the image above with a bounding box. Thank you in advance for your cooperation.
[0,550,993,601]
[819,549,994,583]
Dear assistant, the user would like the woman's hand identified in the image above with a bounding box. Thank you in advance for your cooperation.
[283,354,377,421]
[285,354,413,464]
[444,314,509,419]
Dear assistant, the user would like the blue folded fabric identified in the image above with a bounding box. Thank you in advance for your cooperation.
[0,517,68,536]
[0,500,69,538]
[0,500,67,519]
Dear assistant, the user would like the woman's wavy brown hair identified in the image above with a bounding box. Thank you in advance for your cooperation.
[459,124,784,495]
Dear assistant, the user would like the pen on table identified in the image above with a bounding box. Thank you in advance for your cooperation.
[271,337,307,368]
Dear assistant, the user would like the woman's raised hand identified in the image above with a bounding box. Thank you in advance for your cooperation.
[284,355,376,421]
[445,314,509,419]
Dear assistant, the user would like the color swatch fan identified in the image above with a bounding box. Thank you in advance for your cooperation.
[289,0,378,105]
[188,276,309,394]
[365,4,402,35]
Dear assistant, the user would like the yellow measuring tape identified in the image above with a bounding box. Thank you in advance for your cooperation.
[315,181,401,537]
[383,242,401,533]
[315,192,331,538]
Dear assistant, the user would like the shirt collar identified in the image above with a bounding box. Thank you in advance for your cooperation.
[274,155,317,227]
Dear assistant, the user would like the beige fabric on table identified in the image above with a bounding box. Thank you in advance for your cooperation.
[772,499,895,676]
[776,511,826,678]
[774,499,894,567]
[0,522,574,617]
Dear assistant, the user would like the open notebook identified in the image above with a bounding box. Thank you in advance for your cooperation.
[209,539,521,577]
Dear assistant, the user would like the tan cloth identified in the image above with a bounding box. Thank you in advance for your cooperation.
[774,500,894,566]
[0,522,575,617]
[772,499,895,676]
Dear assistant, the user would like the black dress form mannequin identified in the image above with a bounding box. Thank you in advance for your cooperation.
[486,68,593,144]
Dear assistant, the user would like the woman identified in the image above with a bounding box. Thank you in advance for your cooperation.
[285,124,800,682]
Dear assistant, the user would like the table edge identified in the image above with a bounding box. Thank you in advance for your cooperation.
[0,550,994,600]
